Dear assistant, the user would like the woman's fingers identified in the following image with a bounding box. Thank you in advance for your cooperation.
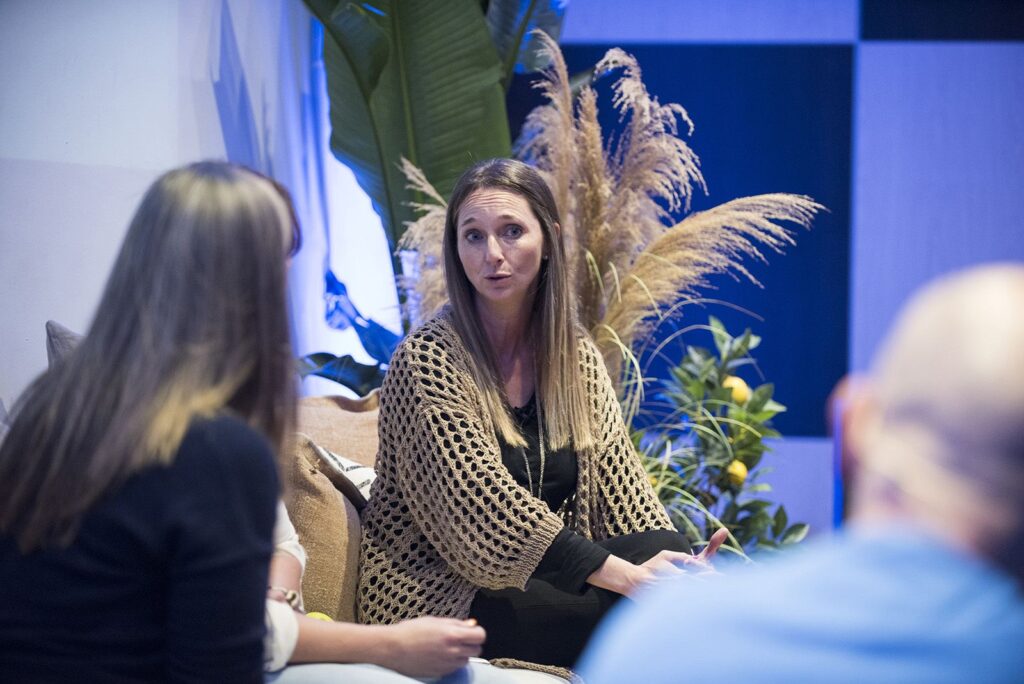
[651,559,685,576]
[447,620,485,658]
[451,643,483,659]
[454,620,486,645]
[703,527,729,559]
[652,549,702,569]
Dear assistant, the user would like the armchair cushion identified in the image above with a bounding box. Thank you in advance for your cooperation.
[282,433,362,622]
[280,391,380,622]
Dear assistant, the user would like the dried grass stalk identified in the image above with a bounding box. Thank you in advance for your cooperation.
[600,48,704,293]
[514,31,575,231]
[573,87,612,327]
[397,158,447,327]
[600,194,824,379]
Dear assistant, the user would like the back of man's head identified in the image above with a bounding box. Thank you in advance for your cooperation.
[859,263,1024,577]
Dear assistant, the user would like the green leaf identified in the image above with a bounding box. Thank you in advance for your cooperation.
[687,345,713,367]
[319,2,390,93]
[746,451,764,471]
[748,510,774,537]
[746,383,774,413]
[686,380,706,401]
[305,0,512,259]
[708,316,730,359]
[485,0,567,88]
[772,506,788,538]
[729,329,752,360]
[709,387,733,405]
[781,523,810,545]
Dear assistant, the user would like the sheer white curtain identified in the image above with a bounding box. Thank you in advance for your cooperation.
[0,0,397,404]
[209,0,399,395]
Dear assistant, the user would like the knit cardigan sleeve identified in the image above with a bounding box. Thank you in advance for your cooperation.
[381,324,565,591]
[580,337,674,537]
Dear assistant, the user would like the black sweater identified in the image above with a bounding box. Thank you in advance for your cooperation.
[0,415,278,683]
[499,397,611,593]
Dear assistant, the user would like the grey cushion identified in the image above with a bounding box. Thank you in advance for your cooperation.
[45,320,83,367]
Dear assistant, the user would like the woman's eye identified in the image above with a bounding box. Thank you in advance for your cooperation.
[463,230,482,242]
[505,225,523,238]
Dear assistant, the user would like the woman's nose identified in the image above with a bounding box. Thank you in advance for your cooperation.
[485,236,504,263]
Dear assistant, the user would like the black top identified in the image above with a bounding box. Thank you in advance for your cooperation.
[499,396,610,593]
[0,415,278,683]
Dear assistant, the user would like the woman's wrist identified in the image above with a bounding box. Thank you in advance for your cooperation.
[586,554,643,596]
[364,624,401,668]
[267,585,303,611]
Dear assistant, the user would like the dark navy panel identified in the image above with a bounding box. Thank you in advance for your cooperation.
[530,44,853,437]
[862,0,1024,41]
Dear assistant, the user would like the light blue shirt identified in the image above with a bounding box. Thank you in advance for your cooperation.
[579,526,1024,683]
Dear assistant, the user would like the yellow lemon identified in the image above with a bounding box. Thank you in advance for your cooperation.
[726,459,748,487]
[722,375,751,405]
[305,612,333,622]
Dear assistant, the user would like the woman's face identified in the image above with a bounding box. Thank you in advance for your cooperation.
[456,187,546,315]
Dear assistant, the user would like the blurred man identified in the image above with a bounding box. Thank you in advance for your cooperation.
[578,264,1024,683]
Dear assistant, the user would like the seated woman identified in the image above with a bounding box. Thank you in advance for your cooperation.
[358,158,725,670]
[0,161,519,683]
[0,162,296,681]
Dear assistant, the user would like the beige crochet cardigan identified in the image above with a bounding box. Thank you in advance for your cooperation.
[357,312,673,626]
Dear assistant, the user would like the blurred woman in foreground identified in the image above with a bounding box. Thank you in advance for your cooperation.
[0,161,297,681]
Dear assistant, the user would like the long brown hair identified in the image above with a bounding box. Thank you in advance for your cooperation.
[443,158,594,450]
[0,161,298,551]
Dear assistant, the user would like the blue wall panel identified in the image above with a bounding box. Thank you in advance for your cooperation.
[851,43,1024,370]
[562,0,859,44]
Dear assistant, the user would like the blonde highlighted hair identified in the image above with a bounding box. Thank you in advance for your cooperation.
[0,161,298,551]
[443,158,595,451]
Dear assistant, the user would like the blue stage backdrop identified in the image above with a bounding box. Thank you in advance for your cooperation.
[510,44,853,438]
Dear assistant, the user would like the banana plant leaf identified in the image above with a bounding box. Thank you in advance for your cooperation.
[485,0,568,87]
[303,0,513,266]
[298,352,386,398]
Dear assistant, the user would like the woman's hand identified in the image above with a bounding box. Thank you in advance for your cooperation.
[644,527,729,575]
[378,617,486,678]
[587,528,730,597]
